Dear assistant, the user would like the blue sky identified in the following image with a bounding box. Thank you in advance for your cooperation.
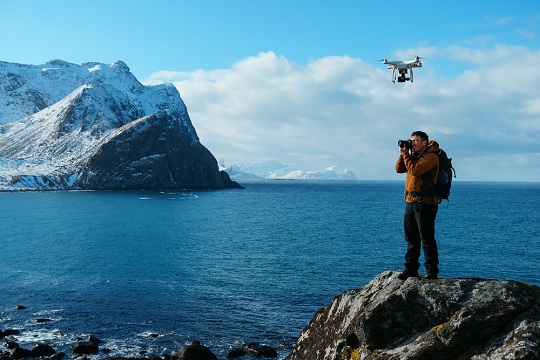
[1,1,539,181]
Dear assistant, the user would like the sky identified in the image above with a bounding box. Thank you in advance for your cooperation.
[1,1,539,181]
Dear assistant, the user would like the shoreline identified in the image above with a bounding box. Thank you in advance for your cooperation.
[1,310,283,359]
[1,329,281,359]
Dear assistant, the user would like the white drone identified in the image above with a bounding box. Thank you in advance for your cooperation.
[379,56,424,83]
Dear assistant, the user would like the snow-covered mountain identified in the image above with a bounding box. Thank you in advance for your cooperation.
[0,60,241,190]
[223,161,358,180]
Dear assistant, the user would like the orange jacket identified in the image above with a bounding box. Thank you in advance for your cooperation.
[396,140,440,205]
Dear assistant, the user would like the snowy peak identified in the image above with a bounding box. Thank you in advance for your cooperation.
[0,59,240,190]
[304,166,357,180]
[0,59,171,125]
[0,83,142,159]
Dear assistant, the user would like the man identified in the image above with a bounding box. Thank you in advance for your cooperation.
[395,131,440,280]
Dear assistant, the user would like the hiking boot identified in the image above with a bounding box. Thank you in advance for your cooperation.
[426,274,439,280]
[397,269,419,280]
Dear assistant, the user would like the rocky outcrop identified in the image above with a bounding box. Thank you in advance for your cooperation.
[286,271,540,360]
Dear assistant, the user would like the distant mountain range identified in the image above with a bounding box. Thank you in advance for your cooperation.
[221,161,358,180]
[0,60,241,190]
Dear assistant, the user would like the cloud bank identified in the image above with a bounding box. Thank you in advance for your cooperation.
[145,45,540,182]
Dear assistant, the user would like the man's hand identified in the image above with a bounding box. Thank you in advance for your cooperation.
[400,145,410,156]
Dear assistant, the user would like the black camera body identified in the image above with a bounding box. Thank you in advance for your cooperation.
[398,139,412,148]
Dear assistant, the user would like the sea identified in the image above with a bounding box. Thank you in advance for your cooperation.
[1,180,539,359]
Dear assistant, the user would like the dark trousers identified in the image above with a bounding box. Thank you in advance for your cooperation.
[403,202,439,275]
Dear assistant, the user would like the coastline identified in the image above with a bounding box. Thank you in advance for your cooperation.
[1,319,280,359]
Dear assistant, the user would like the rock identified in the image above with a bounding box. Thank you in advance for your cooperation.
[0,329,20,339]
[50,352,65,359]
[36,318,53,323]
[73,341,99,355]
[286,271,540,360]
[4,341,19,350]
[85,334,102,344]
[243,343,278,357]
[172,340,217,360]
[31,343,56,357]
[11,347,32,359]
[227,348,247,357]
[73,334,101,355]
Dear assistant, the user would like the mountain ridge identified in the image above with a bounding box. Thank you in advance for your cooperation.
[0,59,240,190]
[223,161,358,181]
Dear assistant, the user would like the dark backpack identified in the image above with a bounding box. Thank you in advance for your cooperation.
[432,148,456,204]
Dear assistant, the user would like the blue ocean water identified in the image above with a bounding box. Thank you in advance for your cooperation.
[0,181,539,359]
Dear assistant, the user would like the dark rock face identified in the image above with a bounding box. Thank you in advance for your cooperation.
[286,271,540,360]
[76,111,241,190]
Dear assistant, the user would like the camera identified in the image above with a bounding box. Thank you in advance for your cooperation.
[398,139,412,148]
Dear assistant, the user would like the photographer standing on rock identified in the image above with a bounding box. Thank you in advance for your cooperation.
[395,131,440,280]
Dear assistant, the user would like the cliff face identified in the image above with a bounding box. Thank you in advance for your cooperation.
[287,271,540,360]
[0,60,241,190]
[76,111,236,190]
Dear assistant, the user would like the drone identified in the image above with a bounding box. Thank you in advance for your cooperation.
[378,56,424,83]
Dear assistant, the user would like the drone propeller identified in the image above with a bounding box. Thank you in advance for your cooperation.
[415,56,426,61]
[377,58,388,62]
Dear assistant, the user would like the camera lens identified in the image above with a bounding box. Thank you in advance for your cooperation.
[398,140,411,148]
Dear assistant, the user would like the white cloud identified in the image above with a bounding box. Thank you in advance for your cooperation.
[144,46,540,182]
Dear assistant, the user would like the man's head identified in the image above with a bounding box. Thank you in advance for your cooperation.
[410,131,429,154]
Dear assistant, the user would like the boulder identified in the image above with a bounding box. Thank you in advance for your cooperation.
[31,343,56,357]
[172,340,217,360]
[50,352,65,359]
[4,341,19,350]
[36,318,53,323]
[243,343,278,357]
[0,329,20,339]
[286,271,540,360]
[227,347,247,357]
[73,341,99,355]
[85,334,102,344]
[10,347,32,359]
